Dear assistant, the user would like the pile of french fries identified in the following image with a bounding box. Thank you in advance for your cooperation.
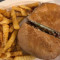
[0,2,40,60]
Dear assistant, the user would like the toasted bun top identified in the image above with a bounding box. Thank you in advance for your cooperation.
[28,3,60,32]
[18,23,60,59]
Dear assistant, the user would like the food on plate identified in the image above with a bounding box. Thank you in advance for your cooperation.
[19,5,32,11]
[0,14,3,21]
[18,3,60,59]
[12,6,28,16]
[0,31,3,47]
[0,9,11,18]
[16,12,22,17]
[4,30,17,52]
[0,2,39,60]
[3,24,9,46]
[9,25,14,33]
[14,56,35,60]
[28,3,60,33]
[17,17,24,23]
[11,9,20,29]
[11,51,23,56]
[0,17,12,24]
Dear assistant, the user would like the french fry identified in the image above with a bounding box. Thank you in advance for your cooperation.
[0,9,11,18]
[6,58,13,60]
[16,12,22,17]
[0,3,39,59]
[5,52,11,58]
[0,17,12,25]
[19,5,32,11]
[7,42,15,52]
[7,58,13,60]
[9,25,14,33]
[19,8,27,16]
[11,51,23,56]
[17,17,24,23]
[0,9,6,14]
[26,2,40,8]
[11,9,20,29]
[12,6,27,16]
[0,14,3,21]
[7,48,12,52]
[14,56,35,60]
[0,25,3,31]
[4,30,17,52]
[3,24,9,46]
[0,32,3,47]
[3,11,11,18]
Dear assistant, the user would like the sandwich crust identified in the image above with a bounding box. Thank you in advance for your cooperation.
[28,3,60,32]
[18,23,60,59]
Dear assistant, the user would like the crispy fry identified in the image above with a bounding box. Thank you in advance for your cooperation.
[3,11,11,18]
[0,9,11,18]
[16,12,22,17]
[11,51,23,56]
[6,52,11,58]
[0,3,39,59]
[19,8,27,16]
[14,56,35,60]
[0,32,3,47]
[12,6,27,16]
[0,14,3,21]
[7,42,15,52]
[3,24,9,46]
[17,17,24,23]
[6,58,13,60]
[7,48,12,52]
[0,25,2,31]
[4,30,17,52]
[26,2,40,8]
[9,25,14,33]
[11,9,20,29]
[0,17,12,25]
[0,9,6,13]
[19,5,32,11]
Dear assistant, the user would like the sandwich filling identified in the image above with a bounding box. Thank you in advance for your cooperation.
[27,20,60,39]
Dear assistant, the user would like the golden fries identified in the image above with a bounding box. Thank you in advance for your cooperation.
[17,17,24,23]
[16,12,22,17]
[0,2,40,59]
[6,58,13,60]
[14,56,35,60]
[6,52,11,58]
[9,25,14,33]
[3,24,9,46]
[7,48,12,52]
[0,14,3,21]
[26,2,40,8]
[19,5,32,11]
[11,9,20,29]
[11,51,23,57]
[3,11,11,18]
[0,32,3,46]
[0,25,3,32]
[19,8,27,16]
[0,9,6,14]
[4,30,17,52]
[12,6,27,16]
[0,17,12,25]
[0,9,11,18]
